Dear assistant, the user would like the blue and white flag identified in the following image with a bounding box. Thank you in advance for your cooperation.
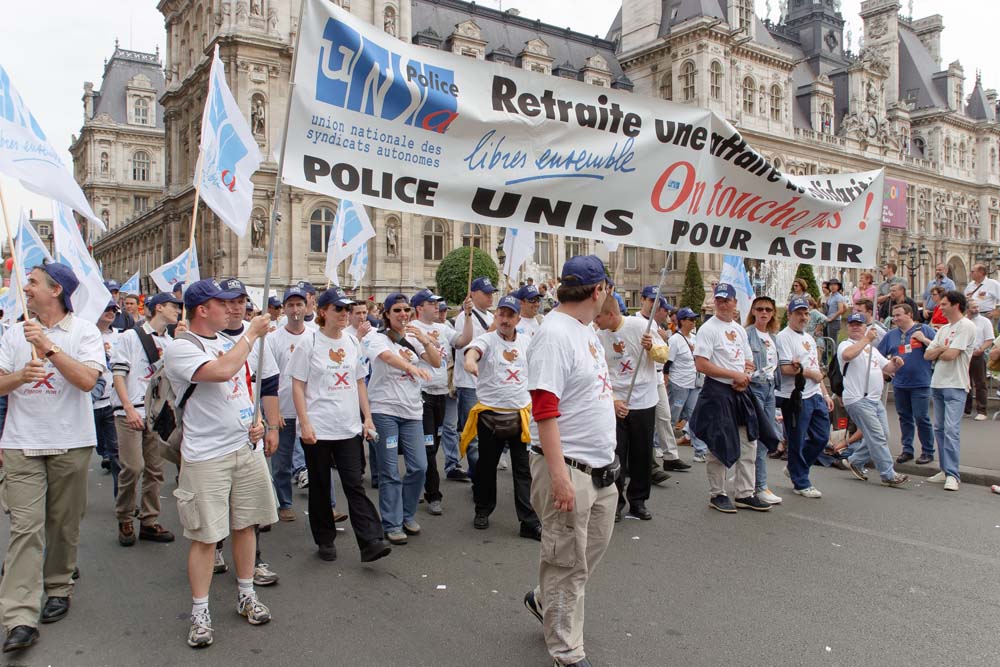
[53,202,113,323]
[0,65,105,231]
[324,199,374,285]
[721,254,755,323]
[502,227,534,280]
[4,209,54,324]
[120,270,140,295]
[198,46,263,237]
[348,240,368,289]
[150,246,200,293]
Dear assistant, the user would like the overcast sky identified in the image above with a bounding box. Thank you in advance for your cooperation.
[1,0,997,226]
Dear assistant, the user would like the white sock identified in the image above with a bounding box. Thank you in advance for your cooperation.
[237,577,254,599]
[191,596,209,617]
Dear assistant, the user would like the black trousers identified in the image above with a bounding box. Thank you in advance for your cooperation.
[615,405,655,510]
[302,436,382,549]
[473,414,539,529]
[965,354,988,415]
[421,392,447,502]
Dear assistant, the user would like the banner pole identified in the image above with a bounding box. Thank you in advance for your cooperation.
[466,243,475,294]
[624,255,671,405]
[0,185,36,359]
[252,0,306,425]
[180,155,204,321]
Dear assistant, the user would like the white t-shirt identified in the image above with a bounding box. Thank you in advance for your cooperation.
[410,319,451,395]
[110,323,171,419]
[775,327,823,399]
[748,328,779,382]
[451,308,493,389]
[363,331,426,420]
[288,330,365,440]
[970,314,994,349]
[838,340,890,406]
[468,331,530,409]
[224,322,280,381]
[667,331,698,389]
[515,316,540,338]
[693,316,752,387]
[0,316,106,450]
[964,278,1000,312]
[528,311,615,468]
[95,328,119,409]
[267,325,310,419]
[632,312,670,379]
[927,317,976,391]
[597,316,660,410]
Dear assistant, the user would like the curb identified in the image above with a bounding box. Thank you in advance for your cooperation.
[894,462,1000,488]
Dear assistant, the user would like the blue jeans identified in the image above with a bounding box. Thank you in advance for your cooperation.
[845,399,897,481]
[749,382,777,491]
[893,385,935,458]
[273,421,298,509]
[93,405,120,497]
[668,383,707,456]
[456,387,480,477]
[779,393,830,491]
[292,437,306,476]
[931,387,966,480]
[441,395,461,472]
[371,413,427,532]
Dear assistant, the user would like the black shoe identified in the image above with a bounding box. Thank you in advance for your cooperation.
[71,566,79,580]
[317,543,338,561]
[662,459,692,472]
[473,513,489,530]
[40,597,70,624]
[895,452,914,464]
[915,454,934,465]
[523,589,543,624]
[627,505,652,520]
[100,456,111,471]
[519,524,542,541]
[734,495,772,512]
[2,625,38,652]
[709,495,737,513]
[614,509,622,523]
[651,469,671,486]
[139,524,175,543]
[360,539,392,563]
[446,468,470,482]
[847,462,869,481]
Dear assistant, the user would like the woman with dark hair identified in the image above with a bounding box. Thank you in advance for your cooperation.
[925,285,948,328]
[745,296,782,504]
[361,293,438,545]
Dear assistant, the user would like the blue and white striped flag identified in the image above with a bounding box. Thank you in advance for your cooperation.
[53,202,113,323]
[325,200,374,285]
[120,270,140,295]
[14,208,53,285]
[348,240,368,289]
[150,246,200,293]
[720,254,755,323]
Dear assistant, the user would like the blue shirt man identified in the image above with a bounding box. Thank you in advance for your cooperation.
[922,264,956,304]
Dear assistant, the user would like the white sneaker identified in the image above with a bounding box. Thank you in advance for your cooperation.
[296,469,310,489]
[498,453,509,470]
[943,476,959,491]
[974,414,987,421]
[212,549,227,574]
[237,592,271,625]
[927,471,947,483]
[758,488,783,504]
[793,486,822,498]
[692,454,706,463]
[653,447,664,460]
[187,609,213,648]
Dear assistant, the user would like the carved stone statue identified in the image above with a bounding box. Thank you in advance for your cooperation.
[267,7,279,34]
[100,153,109,174]
[250,0,262,16]
[865,79,879,109]
[236,1,248,23]
[383,7,397,37]
[386,222,398,256]
[102,210,110,226]
[251,97,265,134]
[251,213,265,248]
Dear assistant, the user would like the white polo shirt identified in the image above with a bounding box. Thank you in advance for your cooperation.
[110,322,171,419]
[268,325,310,419]
[467,330,530,409]
[410,319,452,395]
[288,330,364,440]
[597,316,660,410]
[363,331,426,420]
[964,278,1000,312]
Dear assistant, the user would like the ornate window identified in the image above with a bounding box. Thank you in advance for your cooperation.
[710,61,723,100]
[565,236,584,258]
[820,102,833,134]
[770,85,782,121]
[309,206,336,253]
[659,71,672,101]
[680,61,696,102]
[462,223,484,248]
[736,0,754,31]
[134,97,150,125]
[534,233,551,266]
[742,77,755,114]
[132,150,150,181]
[424,219,445,260]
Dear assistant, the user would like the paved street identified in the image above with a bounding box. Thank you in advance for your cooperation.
[3,433,1000,667]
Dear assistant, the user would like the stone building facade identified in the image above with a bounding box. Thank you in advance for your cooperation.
[84,0,1000,306]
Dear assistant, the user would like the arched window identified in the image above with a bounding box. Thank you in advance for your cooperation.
[424,219,446,260]
[134,97,150,125]
[462,222,484,248]
[565,236,584,258]
[309,206,336,252]
[710,61,723,100]
[742,77,755,114]
[659,71,672,101]
[820,102,833,133]
[770,84,782,121]
[680,61,696,102]
[132,150,150,181]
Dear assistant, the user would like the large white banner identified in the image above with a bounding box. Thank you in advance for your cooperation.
[282,0,883,268]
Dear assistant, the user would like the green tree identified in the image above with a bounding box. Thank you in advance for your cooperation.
[679,253,705,311]
[434,246,500,306]
[794,263,821,301]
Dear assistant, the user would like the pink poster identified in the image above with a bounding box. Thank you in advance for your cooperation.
[882,177,908,229]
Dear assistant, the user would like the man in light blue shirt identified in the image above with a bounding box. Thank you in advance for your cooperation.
[922,263,955,304]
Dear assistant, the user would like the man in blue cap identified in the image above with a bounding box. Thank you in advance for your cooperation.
[266,296,282,322]
[0,263,106,652]
[296,281,318,324]
[105,279,135,332]
[513,284,543,337]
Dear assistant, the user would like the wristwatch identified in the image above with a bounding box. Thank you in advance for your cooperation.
[44,345,61,359]
[266,425,280,432]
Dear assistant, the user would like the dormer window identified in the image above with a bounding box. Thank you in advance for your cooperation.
[134,97,150,126]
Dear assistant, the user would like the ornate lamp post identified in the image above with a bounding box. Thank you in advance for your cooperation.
[898,242,929,295]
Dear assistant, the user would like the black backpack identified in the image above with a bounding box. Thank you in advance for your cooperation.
[144,332,203,459]
[827,353,849,397]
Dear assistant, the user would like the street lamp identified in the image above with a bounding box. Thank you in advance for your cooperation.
[898,242,929,295]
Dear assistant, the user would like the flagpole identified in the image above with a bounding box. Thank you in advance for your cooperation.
[0,184,36,359]
[466,243,475,293]
[624,254,672,405]
[252,0,306,425]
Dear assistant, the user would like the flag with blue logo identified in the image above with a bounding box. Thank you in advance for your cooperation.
[3,209,54,324]
[501,227,534,281]
[0,65,105,231]
[324,199,374,285]
[120,271,140,295]
[150,246,200,293]
[348,240,368,289]
[198,46,263,238]
[720,255,755,324]
[53,202,113,323]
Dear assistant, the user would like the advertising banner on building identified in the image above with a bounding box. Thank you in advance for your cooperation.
[881,177,907,229]
[282,0,884,268]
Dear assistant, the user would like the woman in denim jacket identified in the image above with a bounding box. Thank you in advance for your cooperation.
[745,296,782,505]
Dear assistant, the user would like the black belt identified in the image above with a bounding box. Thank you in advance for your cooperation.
[529,446,597,475]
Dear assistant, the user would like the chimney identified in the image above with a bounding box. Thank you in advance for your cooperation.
[83,82,95,120]
[911,14,944,68]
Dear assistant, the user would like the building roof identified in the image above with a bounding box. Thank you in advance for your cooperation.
[965,75,995,122]
[897,26,947,111]
[91,45,166,129]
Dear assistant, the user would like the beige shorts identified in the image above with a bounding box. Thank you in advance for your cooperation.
[173,445,278,544]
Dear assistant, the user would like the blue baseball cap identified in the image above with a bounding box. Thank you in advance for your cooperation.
[714,283,737,300]
[470,277,497,294]
[267,296,282,309]
[384,292,409,311]
[183,279,242,310]
[847,312,867,324]
[219,278,248,297]
[515,284,540,301]
[656,297,672,311]
[613,292,627,315]
[410,288,442,308]
[318,286,355,309]
[104,279,121,292]
[676,307,698,320]
[438,300,449,311]
[282,286,308,304]
[147,292,183,309]
[641,285,658,299]
[172,281,185,294]
[296,280,317,295]
[40,262,79,312]
[560,255,610,286]
[105,299,120,312]
[788,296,810,312]
[497,294,521,314]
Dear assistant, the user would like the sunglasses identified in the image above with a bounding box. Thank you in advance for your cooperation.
[333,305,349,313]
[754,306,774,312]
[391,307,411,314]
[525,297,541,304]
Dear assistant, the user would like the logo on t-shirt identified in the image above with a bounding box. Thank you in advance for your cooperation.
[588,342,598,360]
[803,340,812,352]
[612,340,626,354]
[502,348,519,363]
[329,348,346,363]
[725,331,737,342]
